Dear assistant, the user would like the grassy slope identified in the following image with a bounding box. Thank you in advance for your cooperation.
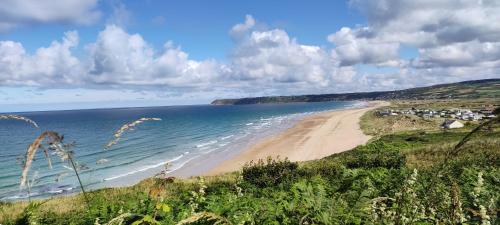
[212,79,500,105]
[1,100,499,224]
[360,99,500,136]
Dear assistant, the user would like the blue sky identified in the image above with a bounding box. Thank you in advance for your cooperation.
[0,1,362,60]
[0,0,499,112]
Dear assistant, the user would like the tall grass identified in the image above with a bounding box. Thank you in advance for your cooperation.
[1,115,163,211]
[20,131,63,188]
[0,115,38,128]
[104,117,161,150]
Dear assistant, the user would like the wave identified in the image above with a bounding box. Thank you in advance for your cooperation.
[1,184,74,201]
[220,135,234,140]
[196,140,218,148]
[218,142,229,147]
[103,153,186,181]
[166,156,198,173]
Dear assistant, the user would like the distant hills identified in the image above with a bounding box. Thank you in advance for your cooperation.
[211,78,500,105]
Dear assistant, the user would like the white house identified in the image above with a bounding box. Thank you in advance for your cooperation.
[442,120,464,129]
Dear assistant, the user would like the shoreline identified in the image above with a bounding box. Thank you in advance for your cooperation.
[206,101,389,175]
[167,101,369,178]
[0,101,384,201]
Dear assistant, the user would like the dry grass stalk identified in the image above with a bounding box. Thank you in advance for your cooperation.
[104,117,161,149]
[176,212,231,225]
[0,114,39,128]
[20,131,62,189]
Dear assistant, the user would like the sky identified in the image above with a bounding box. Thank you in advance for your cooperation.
[0,0,499,112]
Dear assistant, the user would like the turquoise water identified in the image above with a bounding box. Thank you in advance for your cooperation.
[0,101,363,200]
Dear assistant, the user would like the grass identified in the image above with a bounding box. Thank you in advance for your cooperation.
[390,98,500,109]
[359,110,448,136]
[359,99,499,136]
[1,104,499,224]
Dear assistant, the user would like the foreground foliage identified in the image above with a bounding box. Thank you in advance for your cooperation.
[1,117,499,224]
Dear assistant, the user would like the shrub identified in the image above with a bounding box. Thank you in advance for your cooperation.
[343,149,406,169]
[241,157,299,188]
[302,160,345,183]
[405,135,429,142]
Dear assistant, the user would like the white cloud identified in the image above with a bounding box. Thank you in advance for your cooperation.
[328,27,400,66]
[229,14,255,39]
[0,31,82,86]
[412,41,500,68]
[87,25,224,88]
[344,0,500,65]
[228,16,338,89]
[0,25,225,90]
[323,0,500,89]
[349,0,500,46]
[1,4,500,105]
[0,0,101,31]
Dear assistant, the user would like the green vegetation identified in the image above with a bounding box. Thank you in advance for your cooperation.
[360,99,499,137]
[1,105,499,224]
[211,79,500,105]
[359,110,448,136]
[390,98,500,110]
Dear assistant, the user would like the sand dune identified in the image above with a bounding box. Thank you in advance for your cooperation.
[208,101,389,175]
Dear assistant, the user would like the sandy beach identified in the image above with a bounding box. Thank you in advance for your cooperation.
[207,101,389,175]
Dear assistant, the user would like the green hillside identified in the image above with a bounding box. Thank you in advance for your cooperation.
[211,79,500,105]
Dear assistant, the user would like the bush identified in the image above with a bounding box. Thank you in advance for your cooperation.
[302,160,345,182]
[241,157,300,188]
[346,149,405,169]
[338,141,406,169]
[405,135,429,142]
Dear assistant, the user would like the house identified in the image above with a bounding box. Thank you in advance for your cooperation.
[442,120,464,129]
[479,109,494,115]
[378,110,391,116]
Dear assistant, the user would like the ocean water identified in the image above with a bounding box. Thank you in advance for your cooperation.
[0,101,363,200]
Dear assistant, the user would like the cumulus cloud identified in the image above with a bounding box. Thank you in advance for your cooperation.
[328,27,400,66]
[0,24,225,90]
[1,2,500,102]
[412,41,500,68]
[344,0,500,67]
[230,14,255,38]
[349,0,500,46]
[323,0,500,89]
[228,15,337,89]
[87,25,225,88]
[0,31,82,86]
[0,0,100,31]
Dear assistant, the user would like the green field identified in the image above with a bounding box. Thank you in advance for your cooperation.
[212,79,500,105]
[1,102,499,225]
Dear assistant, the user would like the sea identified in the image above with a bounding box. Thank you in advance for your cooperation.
[0,101,365,201]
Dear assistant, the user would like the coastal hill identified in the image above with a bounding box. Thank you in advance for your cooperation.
[211,78,500,105]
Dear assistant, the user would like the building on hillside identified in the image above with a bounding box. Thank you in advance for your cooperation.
[442,120,464,129]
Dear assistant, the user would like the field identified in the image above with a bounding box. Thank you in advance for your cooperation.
[360,99,499,136]
[1,101,499,225]
[212,79,500,105]
[390,98,500,110]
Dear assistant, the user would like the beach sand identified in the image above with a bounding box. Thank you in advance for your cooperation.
[207,101,389,175]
